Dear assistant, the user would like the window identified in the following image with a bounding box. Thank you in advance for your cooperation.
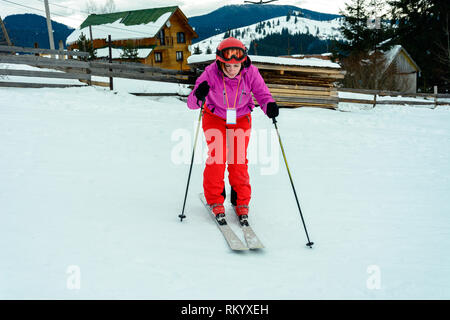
[176,51,183,61]
[159,29,165,45]
[154,52,162,63]
[177,32,186,44]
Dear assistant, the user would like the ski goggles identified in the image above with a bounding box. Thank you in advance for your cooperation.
[216,47,247,62]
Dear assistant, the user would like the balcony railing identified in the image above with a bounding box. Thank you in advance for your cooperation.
[159,37,174,47]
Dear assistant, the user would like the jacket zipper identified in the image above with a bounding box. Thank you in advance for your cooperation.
[238,88,245,105]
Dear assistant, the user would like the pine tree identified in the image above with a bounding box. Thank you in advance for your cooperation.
[336,0,371,55]
[389,0,450,91]
[334,0,395,90]
[193,45,202,55]
[286,11,291,22]
[76,33,96,61]
[120,40,138,62]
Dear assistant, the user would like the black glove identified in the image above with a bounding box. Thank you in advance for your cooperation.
[266,102,279,118]
[194,81,210,102]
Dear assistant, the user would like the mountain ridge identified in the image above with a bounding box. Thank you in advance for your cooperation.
[192,12,343,56]
[3,13,74,49]
[189,4,341,43]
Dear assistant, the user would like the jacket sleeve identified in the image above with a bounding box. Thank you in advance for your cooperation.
[249,66,275,114]
[187,69,210,110]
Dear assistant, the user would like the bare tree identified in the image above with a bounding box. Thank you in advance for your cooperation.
[102,0,117,14]
[85,0,117,14]
[339,50,399,90]
[84,0,98,14]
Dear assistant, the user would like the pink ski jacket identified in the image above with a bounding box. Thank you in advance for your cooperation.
[187,59,275,119]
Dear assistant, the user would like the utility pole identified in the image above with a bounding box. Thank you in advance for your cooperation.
[44,0,55,56]
[0,16,12,46]
[89,25,94,48]
[108,35,113,91]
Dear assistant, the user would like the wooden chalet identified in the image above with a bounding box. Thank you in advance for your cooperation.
[66,6,198,71]
[188,54,345,109]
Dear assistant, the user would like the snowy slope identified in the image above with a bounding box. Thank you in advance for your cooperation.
[1,85,450,299]
[192,14,343,54]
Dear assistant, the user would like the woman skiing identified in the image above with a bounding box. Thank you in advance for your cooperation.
[187,37,279,225]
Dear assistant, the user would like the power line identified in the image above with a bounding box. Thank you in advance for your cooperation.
[33,0,152,37]
[1,0,153,37]
[34,0,95,16]
[1,0,82,22]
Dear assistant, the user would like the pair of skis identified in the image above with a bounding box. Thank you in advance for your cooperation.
[199,193,264,251]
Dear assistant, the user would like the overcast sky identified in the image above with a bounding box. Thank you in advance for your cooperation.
[0,0,347,28]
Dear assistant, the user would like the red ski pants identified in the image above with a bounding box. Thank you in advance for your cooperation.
[202,107,252,206]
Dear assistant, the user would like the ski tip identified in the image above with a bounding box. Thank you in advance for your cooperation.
[232,247,249,251]
[249,246,265,250]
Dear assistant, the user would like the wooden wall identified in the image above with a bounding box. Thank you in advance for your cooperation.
[393,51,418,93]
[145,11,195,71]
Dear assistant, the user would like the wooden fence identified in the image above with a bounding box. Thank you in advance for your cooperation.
[338,87,450,108]
[1,45,449,109]
[0,45,195,89]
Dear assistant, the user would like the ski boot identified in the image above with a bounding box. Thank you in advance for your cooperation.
[235,205,249,226]
[210,204,226,225]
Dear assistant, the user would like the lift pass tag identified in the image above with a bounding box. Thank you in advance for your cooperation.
[226,109,237,124]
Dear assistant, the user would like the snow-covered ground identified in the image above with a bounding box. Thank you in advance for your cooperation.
[1,82,450,299]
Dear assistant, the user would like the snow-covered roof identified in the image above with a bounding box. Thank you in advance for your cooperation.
[66,7,178,45]
[382,45,420,72]
[187,54,341,69]
[384,45,402,68]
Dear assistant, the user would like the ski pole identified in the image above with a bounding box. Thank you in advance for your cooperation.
[272,116,314,248]
[179,99,205,222]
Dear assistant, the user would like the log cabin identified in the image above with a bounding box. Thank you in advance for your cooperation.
[66,6,198,71]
